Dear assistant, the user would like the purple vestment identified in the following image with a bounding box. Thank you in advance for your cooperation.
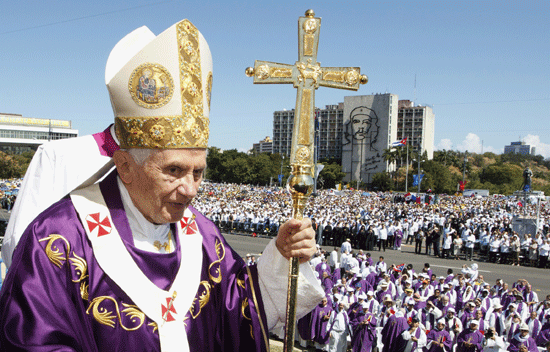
[508,334,538,352]
[426,328,452,352]
[536,327,550,347]
[310,303,332,345]
[351,312,377,352]
[381,315,409,352]
[0,172,269,351]
[456,328,483,352]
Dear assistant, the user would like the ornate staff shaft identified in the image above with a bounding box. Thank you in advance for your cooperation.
[246,9,367,351]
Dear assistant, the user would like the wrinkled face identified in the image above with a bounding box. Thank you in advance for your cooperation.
[117,149,206,224]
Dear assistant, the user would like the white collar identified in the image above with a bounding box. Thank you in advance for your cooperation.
[117,176,170,250]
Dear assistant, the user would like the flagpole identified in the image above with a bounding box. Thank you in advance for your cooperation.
[405,142,408,193]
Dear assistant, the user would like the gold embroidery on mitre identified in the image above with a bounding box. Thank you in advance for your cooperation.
[128,63,174,109]
[86,296,146,331]
[114,19,209,149]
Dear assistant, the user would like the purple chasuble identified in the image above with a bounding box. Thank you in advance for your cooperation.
[426,328,452,352]
[311,304,332,345]
[351,312,377,352]
[0,172,269,352]
[456,328,483,352]
[381,315,409,352]
[508,334,538,352]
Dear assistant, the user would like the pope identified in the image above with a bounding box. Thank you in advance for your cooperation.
[0,18,324,351]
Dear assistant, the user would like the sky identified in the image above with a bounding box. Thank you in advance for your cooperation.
[1,0,549,158]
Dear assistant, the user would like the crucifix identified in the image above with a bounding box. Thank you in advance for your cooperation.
[246,9,367,351]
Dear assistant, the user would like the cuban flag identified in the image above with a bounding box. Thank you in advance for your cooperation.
[393,263,405,272]
[391,137,407,147]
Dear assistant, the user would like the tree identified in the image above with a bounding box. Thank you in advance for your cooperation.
[421,160,454,194]
[318,163,345,189]
[371,172,392,191]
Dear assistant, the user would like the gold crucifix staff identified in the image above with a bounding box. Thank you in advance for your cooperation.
[246,9,367,351]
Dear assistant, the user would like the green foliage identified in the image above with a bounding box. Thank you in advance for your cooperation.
[421,160,455,194]
[0,151,34,179]
[371,172,392,191]
[204,146,550,194]
[318,163,346,189]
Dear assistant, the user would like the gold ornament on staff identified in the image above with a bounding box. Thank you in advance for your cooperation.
[246,9,367,351]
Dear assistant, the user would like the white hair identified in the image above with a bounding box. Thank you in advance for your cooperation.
[124,149,154,165]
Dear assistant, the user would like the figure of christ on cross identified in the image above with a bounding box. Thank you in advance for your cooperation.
[246,9,367,351]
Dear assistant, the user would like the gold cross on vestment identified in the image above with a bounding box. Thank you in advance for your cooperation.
[246,9,367,352]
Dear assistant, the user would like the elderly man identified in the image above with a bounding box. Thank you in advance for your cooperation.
[457,320,484,352]
[508,323,538,352]
[0,19,324,351]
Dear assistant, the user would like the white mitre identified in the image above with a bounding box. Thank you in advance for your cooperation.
[106,19,213,149]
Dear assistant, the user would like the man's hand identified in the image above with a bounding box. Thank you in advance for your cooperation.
[276,218,316,264]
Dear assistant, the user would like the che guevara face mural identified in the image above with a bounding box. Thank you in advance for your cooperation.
[343,106,380,151]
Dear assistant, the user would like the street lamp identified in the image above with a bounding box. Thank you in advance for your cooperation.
[462,150,468,193]
[279,155,285,187]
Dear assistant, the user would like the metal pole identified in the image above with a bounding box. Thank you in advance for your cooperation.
[417,156,421,193]
[462,151,468,193]
[314,119,318,194]
[280,156,284,187]
[359,139,363,189]
[405,143,409,193]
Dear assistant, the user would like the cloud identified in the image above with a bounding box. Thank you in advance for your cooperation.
[436,139,453,150]
[455,133,500,154]
[522,134,550,159]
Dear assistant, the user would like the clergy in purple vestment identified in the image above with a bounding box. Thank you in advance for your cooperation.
[322,271,335,295]
[536,325,550,347]
[351,305,378,352]
[461,302,477,327]
[426,320,452,352]
[456,320,484,352]
[394,229,403,250]
[298,309,314,342]
[508,323,538,352]
[316,261,332,279]
[381,314,409,352]
[311,297,333,348]
[0,18,325,351]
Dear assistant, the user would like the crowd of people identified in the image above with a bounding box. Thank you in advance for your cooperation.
[195,182,550,268]
[284,244,550,352]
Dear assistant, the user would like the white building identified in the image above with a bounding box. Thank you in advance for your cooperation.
[341,93,399,184]
[0,113,78,154]
[252,136,273,153]
[396,100,435,160]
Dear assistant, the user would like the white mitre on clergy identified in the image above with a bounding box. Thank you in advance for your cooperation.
[105,19,213,150]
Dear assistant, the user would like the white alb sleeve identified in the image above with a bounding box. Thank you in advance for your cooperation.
[257,239,325,331]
